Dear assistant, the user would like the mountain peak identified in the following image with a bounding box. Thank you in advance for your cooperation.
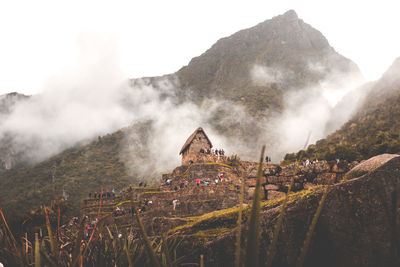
[281,9,298,20]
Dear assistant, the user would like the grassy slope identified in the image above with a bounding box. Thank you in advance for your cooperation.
[0,130,136,224]
[284,64,400,162]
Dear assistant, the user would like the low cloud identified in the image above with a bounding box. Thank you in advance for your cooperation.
[250,65,283,85]
[0,34,136,163]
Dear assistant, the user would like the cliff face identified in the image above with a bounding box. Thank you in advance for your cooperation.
[175,155,400,267]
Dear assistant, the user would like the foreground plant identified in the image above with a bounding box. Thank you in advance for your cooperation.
[245,145,266,267]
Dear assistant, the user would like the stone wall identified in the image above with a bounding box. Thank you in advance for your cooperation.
[181,131,211,165]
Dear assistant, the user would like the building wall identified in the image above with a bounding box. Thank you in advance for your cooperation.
[181,131,211,165]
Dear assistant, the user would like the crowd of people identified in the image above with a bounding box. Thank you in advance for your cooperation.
[200,148,225,155]
[196,173,224,187]
[88,189,117,199]
[114,206,128,217]
[165,178,187,190]
[301,159,320,166]
[138,181,147,187]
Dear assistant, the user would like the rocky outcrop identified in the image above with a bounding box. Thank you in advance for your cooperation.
[178,156,400,267]
[346,153,399,179]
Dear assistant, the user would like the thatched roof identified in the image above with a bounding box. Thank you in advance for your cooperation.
[179,127,213,155]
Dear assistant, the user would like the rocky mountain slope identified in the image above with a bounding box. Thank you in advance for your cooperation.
[174,10,361,113]
[285,57,400,162]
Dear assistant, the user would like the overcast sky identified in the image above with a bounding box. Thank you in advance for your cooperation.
[0,0,399,95]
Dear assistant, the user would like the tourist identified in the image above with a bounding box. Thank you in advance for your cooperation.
[174,185,178,191]
[86,225,92,237]
[215,178,219,185]
[205,181,210,186]
[139,181,143,187]
[180,182,185,188]
[166,178,172,185]
[89,192,92,198]
[222,149,225,155]
[220,173,224,182]
[196,179,200,186]
[172,199,178,210]
[115,207,120,217]
[112,188,115,197]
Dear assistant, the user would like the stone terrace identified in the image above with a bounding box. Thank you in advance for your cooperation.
[80,155,357,236]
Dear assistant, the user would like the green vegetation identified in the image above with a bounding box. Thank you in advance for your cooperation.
[284,87,400,162]
[245,146,265,267]
[0,205,187,267]
[0,129,137,232]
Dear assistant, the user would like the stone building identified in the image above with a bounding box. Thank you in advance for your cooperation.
[179,127,212,165]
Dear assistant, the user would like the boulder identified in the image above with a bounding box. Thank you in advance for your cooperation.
[346,153,399,179]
